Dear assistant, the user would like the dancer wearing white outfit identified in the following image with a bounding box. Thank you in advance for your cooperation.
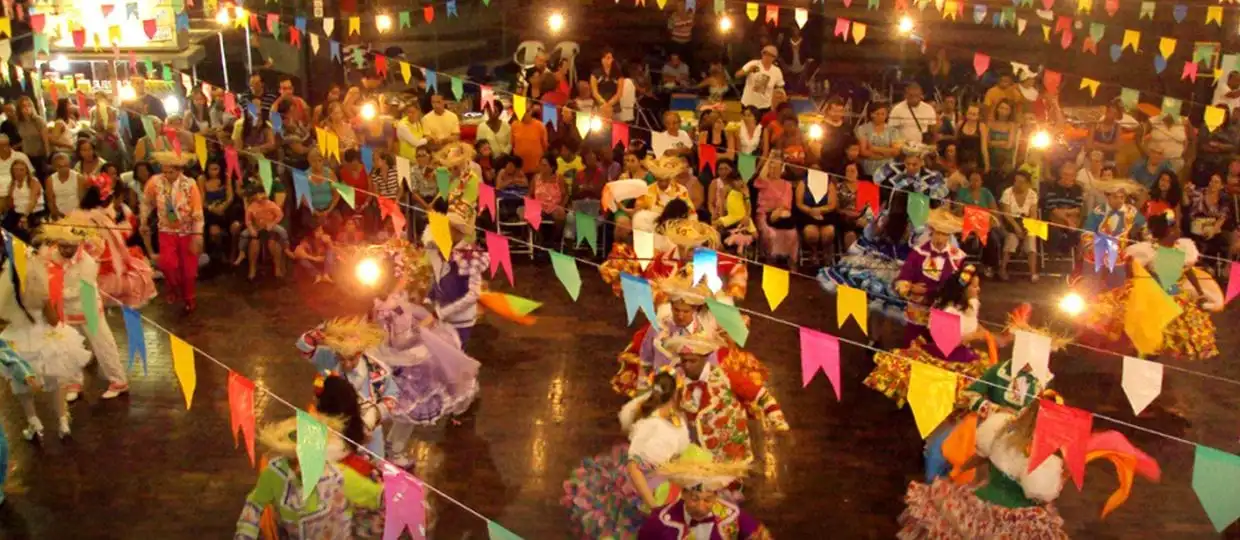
[27,214,129,402]
[0,232,92,439]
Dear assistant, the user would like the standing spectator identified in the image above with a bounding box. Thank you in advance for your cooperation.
[1143,171,1183,220]
[934,95,961,147]
[661,53,691,87]
[0,102,18,146]
[243,73,278,118]
[1186,173,1237,257]
[736,46,785,116]
[1198,107,1240,176]
[44,152,86,219]
[3,160,43,241]
[1144,114,1189,177]
[475,102,512,156]
[889,83,938,145]
[0,134,32,200]
[395,104,428,161]
[184,90,213,133]
[127,75,167,145]
[74,139,106,177]
[982,99,1019,180]
[422,94,460,150]
[270,76,310,123]
[998,170,1040,281]
[1129,146,1174,191]
[13,97,49,177]
[981,73,1020,121]
[737,107,764,157]
[312,84,344,128]
[233,109,279,159]
[140,153,204,312]
[48,99,77,155]
[1085,101,1123,163]
[523,53,550,98]
[90,92,128,169]
[856,103,902,177]
[591,48,624,116]
[511,104,549,175]
[779,25,813,94]
[817,98,851,172]
[667,1,696,68]
[338,149,372,224]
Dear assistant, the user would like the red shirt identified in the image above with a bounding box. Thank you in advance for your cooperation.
[339,165,370,207]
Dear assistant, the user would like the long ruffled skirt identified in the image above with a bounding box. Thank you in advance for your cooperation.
[561,445,669,540]
[390,362,479,426]
[898,479,1067,539]
[1081,282,1219,361]
[100,249,158,308]
[867,338,987,408]
[1,322,93,385]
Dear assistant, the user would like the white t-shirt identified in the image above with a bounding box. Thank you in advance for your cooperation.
[652,129,694,157]
[1147,121,1187,160]
[422,110,460,141]
[739,60,784,109]
[889,100,938,144]
[0,150,33,196]
[1000,187,1039,217]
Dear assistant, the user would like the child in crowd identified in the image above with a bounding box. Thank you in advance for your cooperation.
[714,168,756,253]
[337,216,366,246]
[287,223,335,284]
[234,185,289,280]
[556,141,585,181]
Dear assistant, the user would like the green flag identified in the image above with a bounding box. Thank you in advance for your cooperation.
[907,193,930,228]
[1119,88,1140,111]
[331,181,356,208]
[550,251,581,301]
[1192,444,1240,532]
[451,77,464,100]
[399,11,412,28]
[738,153,757,181]
[162,64,172,81]
[80,279,99,336]
[435,168,451,198]
[1152,247,1185,292]
[575,211,598,254]
[295,411,329,495]
[463,176,479,203]
[258,157,274,195]
[706,297,748,346]
[488,521,522,540]
[1161,97,1182,120]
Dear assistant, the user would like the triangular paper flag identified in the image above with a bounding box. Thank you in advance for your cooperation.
[633,229,654,270]
[1152,247,1185,291]
[1121,29,1140,53]
[295,410,329,494]
[907,193,930,227]
[1226,262,1240,304]
[806,169,829,203]
[1119,88,1140,111]
[1205,105,1226,132]
[122,306,147,374]
[1023,218,1049,240]
[170,335,197,409]
[227,372,257,466]
[762,265,788,311]
[620,273,659,329]
[1012,329,1053,384]
[1162,97,1183,121]
[1154,55,1168,74]
[488,520,523,540]
[1159,37,1177,59]
[800,327,841,399]
[1206,5,1223,25]
[1079,77,1100,98]
[550,251,582,301]
[852,22,867,43]
[1183,61,1199,82]
[523,197,543,230]
[973,53,990,77]
[908,363,957,437]
[929,309,961,355]
[795,8,808,28]
[706,297,748,346]
[1124,263,1182,356]
[484,231,514,286]
[1139,1,1154,19]
[1029,400,1092,489]
[837,285,868,335]
[80,280,99,335]
[961,205,991,244]
[1193,445,1240,532]
[746,2,758,21]
[764,4,778,23]
[428,211,453,258]
[1121,356,1162,415]
[738,153,757,180]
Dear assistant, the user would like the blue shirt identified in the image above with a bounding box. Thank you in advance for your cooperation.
[1129,159,1174,189]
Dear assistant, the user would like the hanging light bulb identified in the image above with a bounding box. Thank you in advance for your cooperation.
[1058,292,1085,317]
[808,124,824,140]
[355,258,382,287]
[590,116,603,132]
[162,95,182,115]
[215,8,231,25]
[360,102,377,121]
[118,84,136,102]
[1030,129,1052,150]
[49,55,70,72]
[547,12,566,33]
[898,15,915,34]
[376,14,393,32]
[718,15,734,33]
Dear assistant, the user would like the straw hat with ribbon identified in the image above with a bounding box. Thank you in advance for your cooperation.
[659,272,712,307]
[657,444,751,492]
[643,155,689,181]
[925,207,964,234]
[659,219,721,251]
[434,142,476,169]
[151,151,192,169]
[37,211,103,247]
[1091,178,1145,196]
[663,330,727,358]
[320,316,386,358]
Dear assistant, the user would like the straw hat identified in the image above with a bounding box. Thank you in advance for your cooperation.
[151,151,192,168]
[657,444,750,492]
[385,238,434,298]
[659,272,712,306]
[663,330,726,357]
[1092,178,1144,195]
[659,219,721,251]
[257,413,347,460]
[925,207,963,234]
[320,316,385,357]
[37,211,102,247]
[643,155,689,180]
[434,142,476,169]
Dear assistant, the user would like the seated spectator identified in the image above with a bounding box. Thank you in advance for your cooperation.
[539,68,571,108]
[495,155,528,191]
[565,148,607,247]
[556,140,585,181]
[874,149,948,205]
[833,162,868,249]
[1187,173,1237,257]
[998,170,1040,282]
[1041,161,1085,255]
[287,223,335,284]
[713,165,756,254]
[422,94,461,149]
[793,166,838,264]
[697,61,729,107]
[1129,146,1174,191]
[573,81,595,114]
[1196,106,1240,177]
[654,111,694,158]
[475,140,497,186]
[1144,113,1189,174]
[474,102,511,156]
[234,185,288,280]
[531,154,568,242]
[955,168,1001,275]
[1143,170,1183,220]
[338,148,371,223]
[661,53,691,88]
[753,158,799,266]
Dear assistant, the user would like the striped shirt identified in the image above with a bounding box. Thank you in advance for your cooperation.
[668,13,694,44]
[374,168,401,199]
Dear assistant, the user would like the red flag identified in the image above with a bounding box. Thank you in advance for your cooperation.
[972,53,990,77]
[855,181,879,215]
[484,231,514,286]
[224,91,238,116]
[1104,0,1118,16]
[142,18,157,39]
[1054,15,1071,34]
[77,92,88,121]
[1082,38,1097,55]
[764,4,778,24]
[611,122,629,149]
[378,197,406,232]
[1029,400,1093,489]
[423,5,434,23]
[227,372,257,466]
[375,55,388,77]
[48,263,65,321]
[49,84,58,106]
[289,27,301,47]
[697,143,717,173]
[249,13,259,32]
[72,29,86,50]
[224,147,241,182]
[266,13,279,33]
[29,13,44,32]
[168,127,182,157]
[100,3,114,17]
[478,182,496,219]
[962,205,991,245]
[1043,69,1062,93]
[1060,29,1073,50]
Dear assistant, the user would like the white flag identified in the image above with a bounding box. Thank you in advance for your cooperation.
[807,169,830,204]
[1013,330,1053,385]
[633,229,655,271]
[1122,356,1163,415]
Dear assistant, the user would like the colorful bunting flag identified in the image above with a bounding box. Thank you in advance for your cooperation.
[1124,263,1181,356]
[80,280,99,335]
[1121,356,1162,415]
[384,467,428,539]
[295,410,330,494]
[620,273,659,329]
[961,205,990,244]
[428,211,452,258]
[1192,445,1240,532]
[170,335,197,409]
[929,309,961,356]
[550,251,582,301]
[908,363,956,437]
[122,305,147,374]
[574,211,598,254]
[1022,218,1048,240]
[1029,400,1092,489]
[799,327,841,399]
[485,231,514,286]
[706,298,748,346]
[762,264,788,311]
[837,285,868,335]
[227,372,257,465]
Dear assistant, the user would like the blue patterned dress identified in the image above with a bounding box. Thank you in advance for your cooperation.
[0,341,33,505]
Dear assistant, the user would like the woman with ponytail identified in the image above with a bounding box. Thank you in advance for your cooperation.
[562,370,694,539]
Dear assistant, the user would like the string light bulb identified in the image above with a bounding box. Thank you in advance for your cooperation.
[162,95,182,115]
[215,8,230,25]
[118,84,136,102]
[360,102,377,121]
[547,12,566,33]
[1030,129,1052,150]
[49,55,69,72]
[590,116,603,132]
[898,15,915,34]
[376,14,393,32]
[1058,292,1085,317]
[808,124,824,140]
[719,15,734,33]
[355,258,382,287]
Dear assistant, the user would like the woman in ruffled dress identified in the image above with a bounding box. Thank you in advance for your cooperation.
[898,400,1160,539]
[0,232,93,440]
[1079,211,1221,360]
[563,371,691,539]
[75,180,157,308]
[867,264,999,407]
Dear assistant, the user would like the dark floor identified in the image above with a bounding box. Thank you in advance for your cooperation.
[0,259,1237,539]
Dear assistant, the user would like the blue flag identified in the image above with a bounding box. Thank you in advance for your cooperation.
[446,0,458,16]
[123,306,147,375]
[176,12,190,32]
[270,111,283,135]
[293,169,312,208]
[329,40,342,63]
[295,16,307,33]
[542,105,558,128]
[619,273,659,330]
[425,69,438,93]
[692,248,720,291]
[360,145,373,172]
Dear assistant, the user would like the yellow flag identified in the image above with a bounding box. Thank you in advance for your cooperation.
[837,285,869,335]
[746,2,758,21]
[234,10,248,29]
[12,237,28,287]
[657,0,668,8]
[908,362,956,438]
[400,62,412,84]
[1080,78,1100,98]
[170,335,197,409]
[108,25,122,45]
[0,18,11,38]
[348,16,360,35]
[1121,29,1140,53]
[1159,37,1176,59]
[762,265,788,311]
[1042,24,1051,43]
[513,94,527,121]
[315,127,328,156]
[1205,105,1226,132]
[944,0,957,20]
[1022,218,1049,240]
[1123,264,1182,356]
[1076,0,1090,14]
[428,211,452,258]
[194,134,208,168]
[326,131,341,162]
[1207,6,1223,25]
[852,22,867,44]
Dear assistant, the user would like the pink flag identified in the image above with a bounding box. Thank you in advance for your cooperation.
[929,309,961,356]
[524,197,543,230]
[481,86,495,110]
[973,53,990,77]
[1182,61,1199,82]
[382,466,427,540]
[698,144,717,173]
[266,13,279,32]
[227,372,257,466]
[224,147,242,183]
[142,18,157,39]
[100,3,114,17]
[1227,262,1239,304]
[962,205,991,245]
[72,28,86,50]
[485,231,514,286]
[169,128,183,157]
[224,92,238,115]
[1029,400,1093,489]
[611,122,630,149]
[477,183,496,219]
[834,18,850,39]
[1104,0,1118,16]
[378,197,406,232]
[30,13,44,32]
[1041,0,1053,9]
[799,327,841,400]
[843,0,852,7]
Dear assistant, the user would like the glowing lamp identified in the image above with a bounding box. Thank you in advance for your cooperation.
[547,12,566,33]
[162,95,182,115]
[898,16,915,34]
[1058,292,1085,317]
[215,8,231,25]
[360,102,377,121]
[590,116,603,132]
[719,15,734,33]
[355,258,382,287]
[808,124,824,140]
[376,14,393,33]
[1030,129,1052,150]
[49,55,70,72]
[118,85,137,102]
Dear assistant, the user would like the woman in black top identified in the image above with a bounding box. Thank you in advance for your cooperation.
[590,48,623,115]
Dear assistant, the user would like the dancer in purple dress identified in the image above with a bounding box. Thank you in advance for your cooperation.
[894,207,966,346]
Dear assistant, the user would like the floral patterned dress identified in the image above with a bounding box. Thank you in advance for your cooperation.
[680,363,754,462]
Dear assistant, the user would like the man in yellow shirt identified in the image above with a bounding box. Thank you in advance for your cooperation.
[982,73,1022,121]
[421,94,460,150]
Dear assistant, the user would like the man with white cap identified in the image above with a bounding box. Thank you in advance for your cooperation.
[735,45,784,117]
[0,134,32,196]
[140,152,204,313]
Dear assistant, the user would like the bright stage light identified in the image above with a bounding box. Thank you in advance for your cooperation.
[162,95,182,115]
[118,84,136,102]
[1058,292,1085,317]
[49,55,70,72]
[356,258,382,287]
[1030,129,1052,150]
[360,102,377,121]
[590,116,603,132]
[898,15,915,34]
[215,8,230,25]
[376,14,393,32]
[719,15,734,33]
[547,12,565,33]
[808,124,824,140]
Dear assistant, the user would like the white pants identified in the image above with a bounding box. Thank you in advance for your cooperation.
[68,317,127,386]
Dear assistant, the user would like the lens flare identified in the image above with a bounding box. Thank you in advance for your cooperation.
[1058,292,1085,317]
[356,258,382,287]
